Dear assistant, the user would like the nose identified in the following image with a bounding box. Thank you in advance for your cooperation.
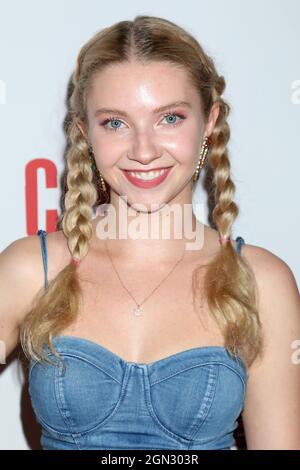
[127,131,163,167]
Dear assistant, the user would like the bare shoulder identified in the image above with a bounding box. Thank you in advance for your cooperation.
[0,232,55,357]
[239,241,300,448]
[239,240,299,296]
[0,230,70,327]
[0,233,44,300]
[240,239,282,263]
[240,240,300,371]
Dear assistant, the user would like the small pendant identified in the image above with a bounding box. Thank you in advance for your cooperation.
[133,306,143,316]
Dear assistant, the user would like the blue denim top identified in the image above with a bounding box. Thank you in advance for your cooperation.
[29,229,247,450]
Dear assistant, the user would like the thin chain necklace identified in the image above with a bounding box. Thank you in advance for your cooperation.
[104,238,187,317]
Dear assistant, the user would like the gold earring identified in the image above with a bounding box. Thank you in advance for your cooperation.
[88,144,107,192]
[97,170,107,192]
[192,136,211,182]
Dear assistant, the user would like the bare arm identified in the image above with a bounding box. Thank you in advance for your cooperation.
[0,235,44,361]
[242,246,300,449]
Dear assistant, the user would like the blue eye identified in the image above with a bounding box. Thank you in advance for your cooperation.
[103,118,124,131]
[99,111,186,132]
[163,113,183,125]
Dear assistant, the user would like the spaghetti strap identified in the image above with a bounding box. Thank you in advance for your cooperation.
[37,229,48,290]
[235,236,245,256]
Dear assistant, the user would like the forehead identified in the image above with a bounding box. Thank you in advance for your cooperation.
[86,61,200,113]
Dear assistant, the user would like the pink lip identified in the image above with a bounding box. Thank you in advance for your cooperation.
[123,166,170,172]
[122,167,172,189]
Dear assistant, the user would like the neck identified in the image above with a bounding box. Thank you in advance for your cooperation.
[94,190,205,263]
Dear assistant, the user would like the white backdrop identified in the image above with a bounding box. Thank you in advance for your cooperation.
[0,0,299,450]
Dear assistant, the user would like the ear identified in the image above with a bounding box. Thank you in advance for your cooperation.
[204,102,220,138]
[76,119,88,140]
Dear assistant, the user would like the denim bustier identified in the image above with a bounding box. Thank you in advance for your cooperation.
[28,230,247,450]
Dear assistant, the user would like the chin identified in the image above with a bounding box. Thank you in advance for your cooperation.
[128,201,167,214]
[114,185,182,214]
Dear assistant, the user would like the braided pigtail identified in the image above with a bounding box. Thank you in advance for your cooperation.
[192,78,264,367]
[20,122,98,366]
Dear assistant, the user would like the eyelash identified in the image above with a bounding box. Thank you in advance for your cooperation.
[99,111,186,132]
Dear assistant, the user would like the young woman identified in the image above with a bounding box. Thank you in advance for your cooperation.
[1,15,300,450]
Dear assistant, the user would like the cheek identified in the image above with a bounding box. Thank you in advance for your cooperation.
[168,118,203,159]
[169,132,201,165]
[91,120,129,155]
[92,137,122,168]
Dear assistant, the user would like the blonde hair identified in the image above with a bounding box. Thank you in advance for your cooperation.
[20,15,263,368]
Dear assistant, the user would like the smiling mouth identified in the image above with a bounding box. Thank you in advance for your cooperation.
[122,166,173,188]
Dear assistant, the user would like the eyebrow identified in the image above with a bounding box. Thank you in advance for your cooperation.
[93,100,192,118]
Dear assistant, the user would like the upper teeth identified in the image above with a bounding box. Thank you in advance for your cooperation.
[129,169,166,180]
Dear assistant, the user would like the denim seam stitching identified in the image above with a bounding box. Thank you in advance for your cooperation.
[143,367,191,445]
[187,363,220,444]
[55,364,82,449]
[74,363,132,437]
[151,360,246,387]
[47,351,122,384]
[28,381,80,439]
